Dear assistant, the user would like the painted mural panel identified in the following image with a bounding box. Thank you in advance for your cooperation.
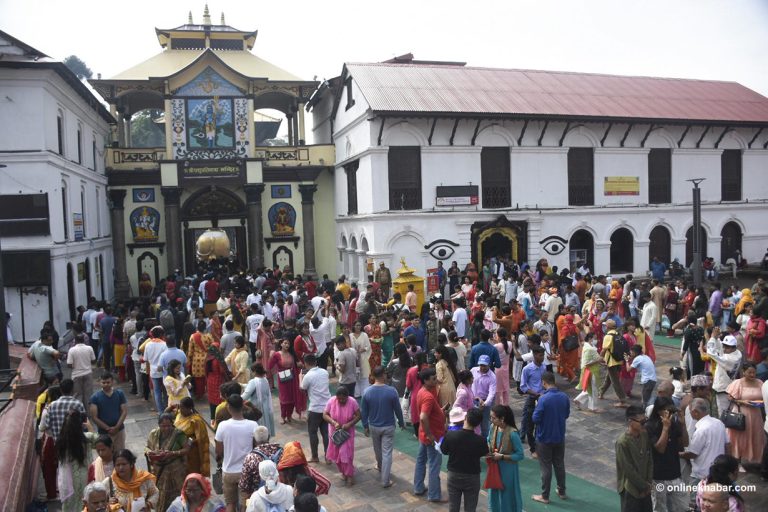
[187,98,234,149]
[129,206,161,242]
[176,67,243,97]
[268,202,297,236]
[171,99,187,159]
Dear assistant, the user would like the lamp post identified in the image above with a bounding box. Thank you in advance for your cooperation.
[687,178,706,289]
[0,164,9,371]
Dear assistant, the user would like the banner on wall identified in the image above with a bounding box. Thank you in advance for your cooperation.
[73,213,84,241]
[426,267,440,294]
[604,176,640,196]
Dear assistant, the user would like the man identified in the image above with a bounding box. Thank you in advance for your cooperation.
[680,398,728,484]
[703,333,742,414]
[219,319,238,360]
[158,335,187,377]
[245,303,265,361]
[470,354,497,439]
[680,374,718,442]
[639,297,658,351]
[217,291,231,313]
[82,481,110,512]
[300,354,332,463]
[67,333,96,407]
[599,319,629,407]
[532,371,570,504]
[141,326,168,413]
[645,396,689,512]
[405,284,418,312]
[238,425,284,500]
[543,288,563,320]
[413,367,447,503]
[469,329,501,370]
[310,305,334,373]
[491,304,525,339]
[452,298,468,339]
[520,346,546,457]
[601,301,624,329]
[698,483,733,512]
[592,276,607,302]
[334,336,357,397]
[440,407,488,512]
[533,311,554,340]
[204,275,220,315]
[28,331,61,385]
[627,345,657,408]
[97,307,117,370]
[375,262,392,298]
[616,406,653,512]
[436,261,447,299]
[709,282,724,328]
[89,372,128,452]
[83,302,97,346]
[40,378,87,441]
[650,256,667,282]
[564,284,580,310]
[215,394,258,512]
[403,316,427,352]
[361,365,405,488]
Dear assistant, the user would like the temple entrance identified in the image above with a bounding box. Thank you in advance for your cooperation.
[470,216,527,267]
[184,226,247,275]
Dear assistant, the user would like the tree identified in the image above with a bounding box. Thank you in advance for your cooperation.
[63,55,93,79]
[130,109,166,148]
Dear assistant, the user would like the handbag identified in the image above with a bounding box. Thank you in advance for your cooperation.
[720,401,746,431]
[483,458,504,490]
[331,427,351,447]
[562,335,579,352]
[400,392,411,425]
[278,369,294,382]
[212,466,224,494]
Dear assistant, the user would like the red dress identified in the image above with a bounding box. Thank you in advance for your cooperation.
[294,334,317,365]
[205,341,227,406]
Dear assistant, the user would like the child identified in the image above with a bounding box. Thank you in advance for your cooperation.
[668,366,685,407]
[540,330,555,373]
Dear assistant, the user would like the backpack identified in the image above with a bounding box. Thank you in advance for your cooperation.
[254,447,283,467]
[608,331,628,362]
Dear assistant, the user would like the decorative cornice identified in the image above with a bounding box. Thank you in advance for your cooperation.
[243,183,266,204]
[107,188,127,209]
[161,186,183,205]
[298,183,318,204]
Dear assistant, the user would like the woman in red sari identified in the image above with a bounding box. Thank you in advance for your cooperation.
[619,320,638,397]
[257,319,276,389]
[205,337,230,420]
[293,322,318,366]
[557,314,580,383]
[365,314,382,371]
[268,338,303,424]
[745,311,767,363]
[589,298,606,351]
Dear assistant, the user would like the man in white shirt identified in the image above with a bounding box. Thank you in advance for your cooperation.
[83,303,96,339]
[310,292,327,313]
[300,354,331,463]
[66,334,96,406]
[216,292,230,313]
[705,334,742,415]
[245,304,265,360]
[533,311,554,340]
[680,398,728,482]
[215,395,258,512]
[452,299,468,339]
[245,289,261,307]
[142,326,168,412]
[310,307,334,372]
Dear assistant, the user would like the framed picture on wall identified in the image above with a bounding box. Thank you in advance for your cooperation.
[271,184,291,199]
[133,188,155,203]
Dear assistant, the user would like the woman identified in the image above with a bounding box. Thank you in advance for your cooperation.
[745,310,766,363]
[557,314,580,384]
[734,289,753,318]
[105,449,159,511]
[208,312,222,343]
[269,338,302,424]
[164,359,192,408]
[351,321,371,398]
[245,460,294,512]
[243,363,276,436]
[205,334,230,420]
[574,333,604,413]
[146,412,192,512]
[257,319,277,387]
[88,435,114,483]
[664,285,680,333]
[682,312,705,379]
[56,411,98,512]
[435,344,458,408]
[365,314,383,371]
[681,285,696,320]
[609,281,623,318]
[725,363,765,465]
[589,299,606,351]
[174,397,210,477]
[425,309,439,352]
[695,454,745,512]
[188,320,213,398]
[226,335,251,386]
[385,343,411,398]
[276,441,330,495]
[693,288,708,321]
[380,315,397,368]
[111,316,126,382]
[167,473,225,512]
[487,405,524,512]
[406,353,429,435]
[293,322,317,372]
[619,320,638,397]
[283,295,298,322]
[139,272,153,298]
[322,387,361,486]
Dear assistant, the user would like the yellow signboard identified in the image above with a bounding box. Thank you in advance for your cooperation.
[604,176,640,196]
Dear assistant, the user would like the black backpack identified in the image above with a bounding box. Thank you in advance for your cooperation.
[608,331,628,362]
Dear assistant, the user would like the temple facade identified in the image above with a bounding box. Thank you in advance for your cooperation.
[91,7,335,297]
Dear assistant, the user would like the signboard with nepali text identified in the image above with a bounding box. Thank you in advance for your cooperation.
[435,185,479,206]
[179,160,244,184]
[604,176,640,196]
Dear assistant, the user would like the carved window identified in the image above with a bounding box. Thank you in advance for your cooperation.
[481,147,511,208]
[388,147,421,210]
[721,149,742,201]
[568,147,594,206]
[648,148,671,204]
[345,160,359,215]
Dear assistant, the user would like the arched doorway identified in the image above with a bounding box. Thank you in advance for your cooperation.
[569,230,594,274]
[649,226,671,265]
[685,226,708,266]
[470,216,527,268]
[480,232,517,266]
[610,228,634,274]
[720,222,742,263]
[66,263,76,322]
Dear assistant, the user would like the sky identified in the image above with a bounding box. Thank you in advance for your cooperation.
[2,0,767,95]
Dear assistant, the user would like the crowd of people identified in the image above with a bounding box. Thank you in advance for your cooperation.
[24,257,768,512]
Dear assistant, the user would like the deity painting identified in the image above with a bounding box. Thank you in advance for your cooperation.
[129,206,160,242]
[268,202,296,237]
[187,97,234,149]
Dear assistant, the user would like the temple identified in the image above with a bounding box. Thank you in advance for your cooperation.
[90,6,334,297]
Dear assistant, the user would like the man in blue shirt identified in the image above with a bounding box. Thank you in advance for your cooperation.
[89,372,128,452]
[520,346,546,457]
[532,371,570,504]
[628,345,657,407]
[158,336,187,377]
[361,366,405,488]
[403,316,427,351]
[650,257,667,282]
[468,329,501,370]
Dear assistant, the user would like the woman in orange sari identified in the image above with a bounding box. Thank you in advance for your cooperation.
[365,314,383,371]
[173,397,210,477]
[609,280,623,318]
[557,314,580,383]
[104,449,159,511]
[187,320,212,399]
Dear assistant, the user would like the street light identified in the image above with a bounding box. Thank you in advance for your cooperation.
[687,178,706,289]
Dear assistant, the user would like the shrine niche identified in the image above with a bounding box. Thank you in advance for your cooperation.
[171,97,249,160]
[129,206,161,242]
[181,186,247,221]
[268,202,297,236]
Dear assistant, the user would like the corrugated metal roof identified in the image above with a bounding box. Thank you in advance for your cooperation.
[347,63,768,123]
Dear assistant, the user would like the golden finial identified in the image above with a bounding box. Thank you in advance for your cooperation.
[188,10,193,24]
[202,4,211,25]
[221,12,226,25]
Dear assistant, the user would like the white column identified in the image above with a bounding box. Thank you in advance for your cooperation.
[634,239,650,277]
[594,241,612,277]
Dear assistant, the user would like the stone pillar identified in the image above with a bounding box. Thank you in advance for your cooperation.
[298,183,318,278]
[297,104,306,145]
[286,113,294,146]
[161,187,183,275]
[244,184,265,271]
[108,189,130,299]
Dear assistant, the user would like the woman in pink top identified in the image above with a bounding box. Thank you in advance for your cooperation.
[451,369,480,434]
[494,328,514,406]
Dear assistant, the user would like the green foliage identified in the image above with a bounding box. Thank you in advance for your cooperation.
[130,109,166,148]
[62,55,92,79]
